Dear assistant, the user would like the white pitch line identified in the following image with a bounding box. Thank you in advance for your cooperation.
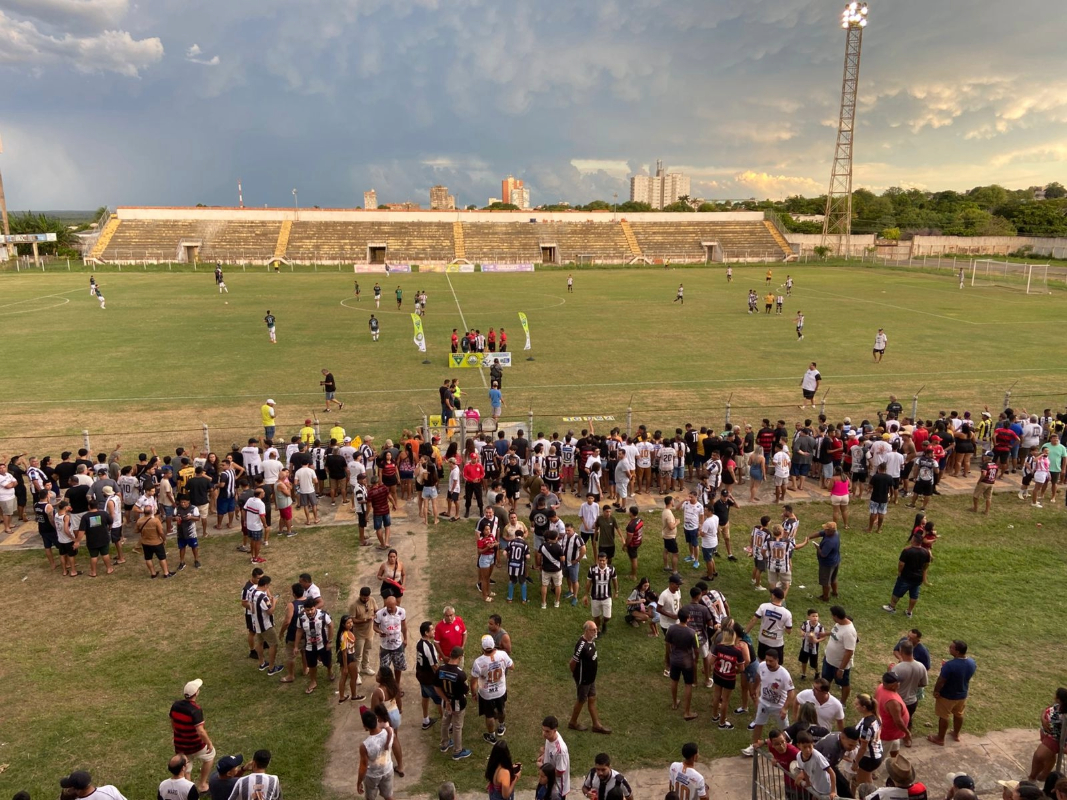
[0,367,1061,406]
[0,286,84,310]
[444,273,488,388]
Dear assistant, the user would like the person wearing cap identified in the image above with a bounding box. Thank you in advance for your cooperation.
[876,671,912,753]
[58,770,128,800]
[208,754,245,800]
[866,756,918,800]
[169,679,215,793]
[470,633,514,745]
[159,754,198,800]
[945,773,976,800]
[261,399,276,440]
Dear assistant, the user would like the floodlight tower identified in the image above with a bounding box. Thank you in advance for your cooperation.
[821,1,869,257]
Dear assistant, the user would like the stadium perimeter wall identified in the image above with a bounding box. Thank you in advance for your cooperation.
[786,232,1067,260]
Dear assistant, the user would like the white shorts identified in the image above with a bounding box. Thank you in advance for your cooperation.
[831,495,849,506]
[754,702,787,726]
[188,744,216,763]
[616,478,630,497]
[591,598,612,619]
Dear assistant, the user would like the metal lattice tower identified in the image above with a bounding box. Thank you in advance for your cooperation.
[821,3,869,257]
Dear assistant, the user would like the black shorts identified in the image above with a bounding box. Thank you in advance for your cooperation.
[143,543,167,562]
[305,647,333,669]
[87,544,110,558]
[852,472,867,484]
[798,650,819,668]
[713,674,736,690]
[873,348,885,355]
[858,755,883,773]
[246,615,255,632]
[478,693,507,718]
[757,641,785,662]
[913,480,934,497]
[803,389,816,400]
[110,529,123,544]
[58,541,77,557]
[357,511,367,528]
[600,545,616,561]
[626,545,640,559]
[670,664,695,685]
[663,538,679,554]
[485,468,500,480]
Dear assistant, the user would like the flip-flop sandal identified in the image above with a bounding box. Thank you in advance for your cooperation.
[684,714,699,721]
[305,686,317,694]
[279,677,294,683]
[926,735,944,746]
[88,574,98,578]
[69,572,80,577]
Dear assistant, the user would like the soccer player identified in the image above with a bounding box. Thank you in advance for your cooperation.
[786,275,793,295]
[264,310,276,343]
[766,269,773,284]
[674,284,684,304]
[89,276,97,296]
[776,294,784,315]
[765,292,774,314]
[794,311,805,341]
[958,267,965,289]
[499,328,507,352]
[726,267,733,282]
[451,329,459,353]
[873,328,887,362]
[369,315,380,342]
[373,282,381,308]
[96,288,106,309]
[353,280,360,300]
[567,274,574,293]
[395,286,403,309]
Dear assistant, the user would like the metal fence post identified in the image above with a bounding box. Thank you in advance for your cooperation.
[528,410,535,438]
[459,414,467,445]
[82,429,91,451]
[627,406,633,438]
[724,397,732,428]
[313,417,321,441]
[422,413,430,441]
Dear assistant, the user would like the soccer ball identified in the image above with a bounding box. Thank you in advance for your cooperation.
[225,301,229,305]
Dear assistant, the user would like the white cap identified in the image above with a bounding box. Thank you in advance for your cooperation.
[480,635,495,650]
[343,436,352,443]
[266,399,275,405]
[184,678,203,697]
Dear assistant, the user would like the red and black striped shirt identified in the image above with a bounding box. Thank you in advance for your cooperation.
[169,698,205,753]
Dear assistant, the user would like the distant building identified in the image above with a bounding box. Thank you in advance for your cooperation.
[364,190,378,210]
[510,186,530,210]
[629,160,691,209]
[430,185,455,210]
[393,201,422,211]
[502,175,525,206]
[487,197,502,206]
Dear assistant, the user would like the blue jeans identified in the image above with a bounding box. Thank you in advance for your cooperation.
[264,426,275,439]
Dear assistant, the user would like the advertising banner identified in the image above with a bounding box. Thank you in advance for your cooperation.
[448,352,513,369]
[479,263,535,273]
[411,313,426,352]
[446,263,475,273]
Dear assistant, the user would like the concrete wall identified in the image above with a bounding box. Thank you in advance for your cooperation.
[910,235,1067,258]
[784,232,876,257]
[115,207,766,224]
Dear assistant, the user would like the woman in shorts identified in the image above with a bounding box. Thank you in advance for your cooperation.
[747,450,765,503]
[952,423,977,477]
[136,506,172,579]
[380,451,400,511]
[853,693,884,784]
[829,469,851,529]
[274,469,294,536]
[377,548,406,603]
[1030,447,1051,507]
[398,446,416,502]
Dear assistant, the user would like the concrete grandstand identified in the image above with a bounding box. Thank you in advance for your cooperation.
[88,207,794,266]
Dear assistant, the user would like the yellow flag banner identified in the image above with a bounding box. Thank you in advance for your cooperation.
[411,313,426,353]
[518,311,531,351]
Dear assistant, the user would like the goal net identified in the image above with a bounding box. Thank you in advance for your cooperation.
[970,259,1049,294]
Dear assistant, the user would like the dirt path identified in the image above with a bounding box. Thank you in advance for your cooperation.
[322,500,431,798]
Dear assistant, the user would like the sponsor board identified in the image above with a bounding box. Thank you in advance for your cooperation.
[448,352,513,369]
[417,263,449,273]
[560,415,616,422]
[352,264,412,273]
[446,263,475,273]
[480,263,535,273]
[3,233,58,244]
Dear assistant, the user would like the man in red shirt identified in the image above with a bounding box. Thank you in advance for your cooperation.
[463,452,485,518]
[451,329,459,354]
[499,328,507,352]
[169,679,215,793]
[367,475,392,548]
[433,606,467,659]
[487,328,497,352]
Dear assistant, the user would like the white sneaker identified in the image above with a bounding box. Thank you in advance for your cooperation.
[741,745,756,757]
[1033,502,1043,508]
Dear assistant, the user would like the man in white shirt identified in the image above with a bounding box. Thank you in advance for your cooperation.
[794,678,846,731]
[679,491,704,569]
[873,329,887,362]
[0,463,18,534]
[538,716,571,797]
[59,770,128,800]
[772,443,791,503]
[657,573,683,669]
[578,495,600,544]
[742,649,795,757]
[668,742,708,800]
[800,362,821,410]
[339,437,358,466]
[244,488,267,564]
[158,755,198,800]
[375,596,408,680]
[294,464,320,525]
[747,587,793,662]
[471,635,514,744]
[822,605,858,704]
[241,439,263,478]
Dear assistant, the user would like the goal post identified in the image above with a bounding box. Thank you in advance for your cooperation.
[970,259,1050,293]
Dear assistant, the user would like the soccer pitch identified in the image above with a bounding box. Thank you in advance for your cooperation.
[0,263,1064,456]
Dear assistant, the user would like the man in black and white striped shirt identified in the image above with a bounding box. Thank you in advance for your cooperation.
[250,576,283,675]
[583,552,618,634]
[226,749,281,800]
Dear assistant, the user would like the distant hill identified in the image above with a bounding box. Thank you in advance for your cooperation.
[9,210,100,225]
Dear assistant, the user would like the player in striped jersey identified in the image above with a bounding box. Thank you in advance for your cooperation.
[250,575,282,674]
[560,438,577,494]
[582,551,618,634]
[749,516,771,591]
[505,528,530,603]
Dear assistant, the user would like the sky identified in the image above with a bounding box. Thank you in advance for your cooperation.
[1,0,1065,210]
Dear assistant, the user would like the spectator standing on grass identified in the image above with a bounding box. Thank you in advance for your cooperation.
[666,607,701,721]
[823,606,857,705]
[894,629,931,671]
[928,639,977,747]
[471,634,513,745]
[748,586,792,662]
[436,646,473,761]
[350,587,378,676]
[228,750,280,800]
[568,620,611,733]
[209,755,244,800]
[250,576,283,675]
[867,464,893,532]
[742,650,796,757]
[794,678,845,732]
[169,679,215,794]
[889,640,928,727]
[876,672,912,754]
[805,521,841,602]
[882,533,931,618]
[296,602,334,694]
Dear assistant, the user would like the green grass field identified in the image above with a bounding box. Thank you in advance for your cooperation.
[1,263,1064,457]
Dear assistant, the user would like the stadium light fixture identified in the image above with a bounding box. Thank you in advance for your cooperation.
[841,2,868,28]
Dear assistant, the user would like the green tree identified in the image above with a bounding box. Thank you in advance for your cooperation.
[697,202,718,212]
[7,211,73,255]
[1044,182,1066,199]
[617,201,652,212]
[484,202,519,211]
[663,198,695,212]
[580,200,611,211]
[1001,201,1067,236]
[880,227,901,240]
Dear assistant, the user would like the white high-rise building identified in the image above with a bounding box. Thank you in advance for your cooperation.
[629,160,691,209]
[510,186,530,210]
[364,190,378,210]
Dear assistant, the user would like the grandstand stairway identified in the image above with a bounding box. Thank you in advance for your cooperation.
[453,222,465,261]
[620,220,643,259]
[763,221,794,260]
[274,220,292,261]
[88,217,121,261]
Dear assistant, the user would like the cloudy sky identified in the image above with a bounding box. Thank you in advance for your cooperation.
[1,0,1064,210]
